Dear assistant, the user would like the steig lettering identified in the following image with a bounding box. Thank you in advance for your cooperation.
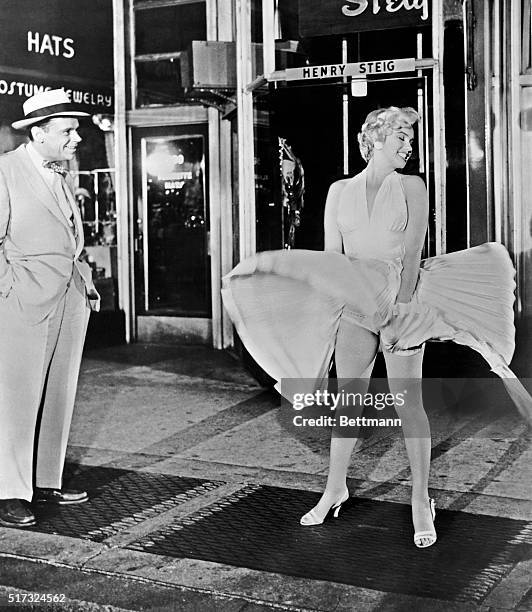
[359,60,396,74]
[342,0,429,22]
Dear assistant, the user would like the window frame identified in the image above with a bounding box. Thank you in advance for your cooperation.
[130,0,207,109]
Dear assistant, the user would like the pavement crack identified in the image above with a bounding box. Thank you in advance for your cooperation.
[327,595,342,612]
[78,542,117,570]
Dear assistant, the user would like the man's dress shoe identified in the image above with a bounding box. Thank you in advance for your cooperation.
[34,488,89,505]
[0,499,36,527]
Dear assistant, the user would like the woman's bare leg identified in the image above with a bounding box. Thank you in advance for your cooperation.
[301,317,378,522]
[384,347,435,546]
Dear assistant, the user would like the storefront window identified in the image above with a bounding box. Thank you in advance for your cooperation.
[254,118,280,252]
[74,118,118,313]
[133,0,206,107]
[76,170,116,247]
[250,0,263,43]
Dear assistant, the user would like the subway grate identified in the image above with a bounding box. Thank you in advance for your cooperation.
[29,464,225,542]
[127,484,532,603]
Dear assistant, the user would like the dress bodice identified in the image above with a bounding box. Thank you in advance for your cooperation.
[337,169,407,263]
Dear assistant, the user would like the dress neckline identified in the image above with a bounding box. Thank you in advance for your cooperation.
[364,169,396,222]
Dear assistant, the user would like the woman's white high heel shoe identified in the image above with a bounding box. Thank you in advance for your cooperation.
[300,488,350,526]
[413,498,437,548]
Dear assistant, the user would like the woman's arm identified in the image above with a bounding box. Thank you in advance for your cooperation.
[396,175,428,303]
[323,180,347,253]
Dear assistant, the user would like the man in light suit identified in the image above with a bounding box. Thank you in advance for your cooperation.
[0,89,100,527]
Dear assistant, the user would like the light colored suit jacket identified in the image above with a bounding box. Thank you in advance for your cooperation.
[0,144,98,325]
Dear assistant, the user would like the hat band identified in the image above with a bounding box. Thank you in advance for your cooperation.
[24,102,78,120]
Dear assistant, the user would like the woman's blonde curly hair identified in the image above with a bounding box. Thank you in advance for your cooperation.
[357,106,420,162]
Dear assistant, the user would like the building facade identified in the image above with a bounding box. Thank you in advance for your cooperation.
[112,0,530,357]
[1,1,527,353]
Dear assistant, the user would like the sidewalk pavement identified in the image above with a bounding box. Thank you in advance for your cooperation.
[0,342,530,611]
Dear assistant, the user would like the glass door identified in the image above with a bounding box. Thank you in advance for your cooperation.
[133,127,211,318]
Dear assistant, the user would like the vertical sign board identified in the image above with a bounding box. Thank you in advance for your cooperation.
[0,0,113,123]
[299,0,431,36]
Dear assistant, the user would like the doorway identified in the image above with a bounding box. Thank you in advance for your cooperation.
[132,125,211,341]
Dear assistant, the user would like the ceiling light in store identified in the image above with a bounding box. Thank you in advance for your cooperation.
[146,149,177,177]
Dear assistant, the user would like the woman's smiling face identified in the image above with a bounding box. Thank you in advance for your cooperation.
[381,125,415,169]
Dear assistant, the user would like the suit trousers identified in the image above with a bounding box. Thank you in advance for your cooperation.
[0,268,90,500]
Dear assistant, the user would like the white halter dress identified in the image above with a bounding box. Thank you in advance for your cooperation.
[222,170,530,419]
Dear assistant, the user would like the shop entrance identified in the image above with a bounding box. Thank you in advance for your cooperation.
[258,71,434,255]
[132,125,211,342]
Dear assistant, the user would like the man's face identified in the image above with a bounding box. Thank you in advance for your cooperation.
[33,117,82,161]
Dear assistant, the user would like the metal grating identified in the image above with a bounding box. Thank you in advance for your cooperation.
[127,484,532,603]
[29,464,225,542]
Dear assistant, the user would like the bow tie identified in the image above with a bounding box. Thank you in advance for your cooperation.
[43,160,67,177]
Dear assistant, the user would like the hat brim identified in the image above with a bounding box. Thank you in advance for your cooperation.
[12,110,90,131]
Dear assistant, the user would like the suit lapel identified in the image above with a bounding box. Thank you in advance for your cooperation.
[13,145,73,231]
[63,175,85,257]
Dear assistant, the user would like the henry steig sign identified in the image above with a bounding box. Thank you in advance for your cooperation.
[283,58,416,81]
[299,0,431,37]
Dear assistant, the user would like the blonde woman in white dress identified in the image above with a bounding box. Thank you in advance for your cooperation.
[299,107,435,547]
[222,106,528,549]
